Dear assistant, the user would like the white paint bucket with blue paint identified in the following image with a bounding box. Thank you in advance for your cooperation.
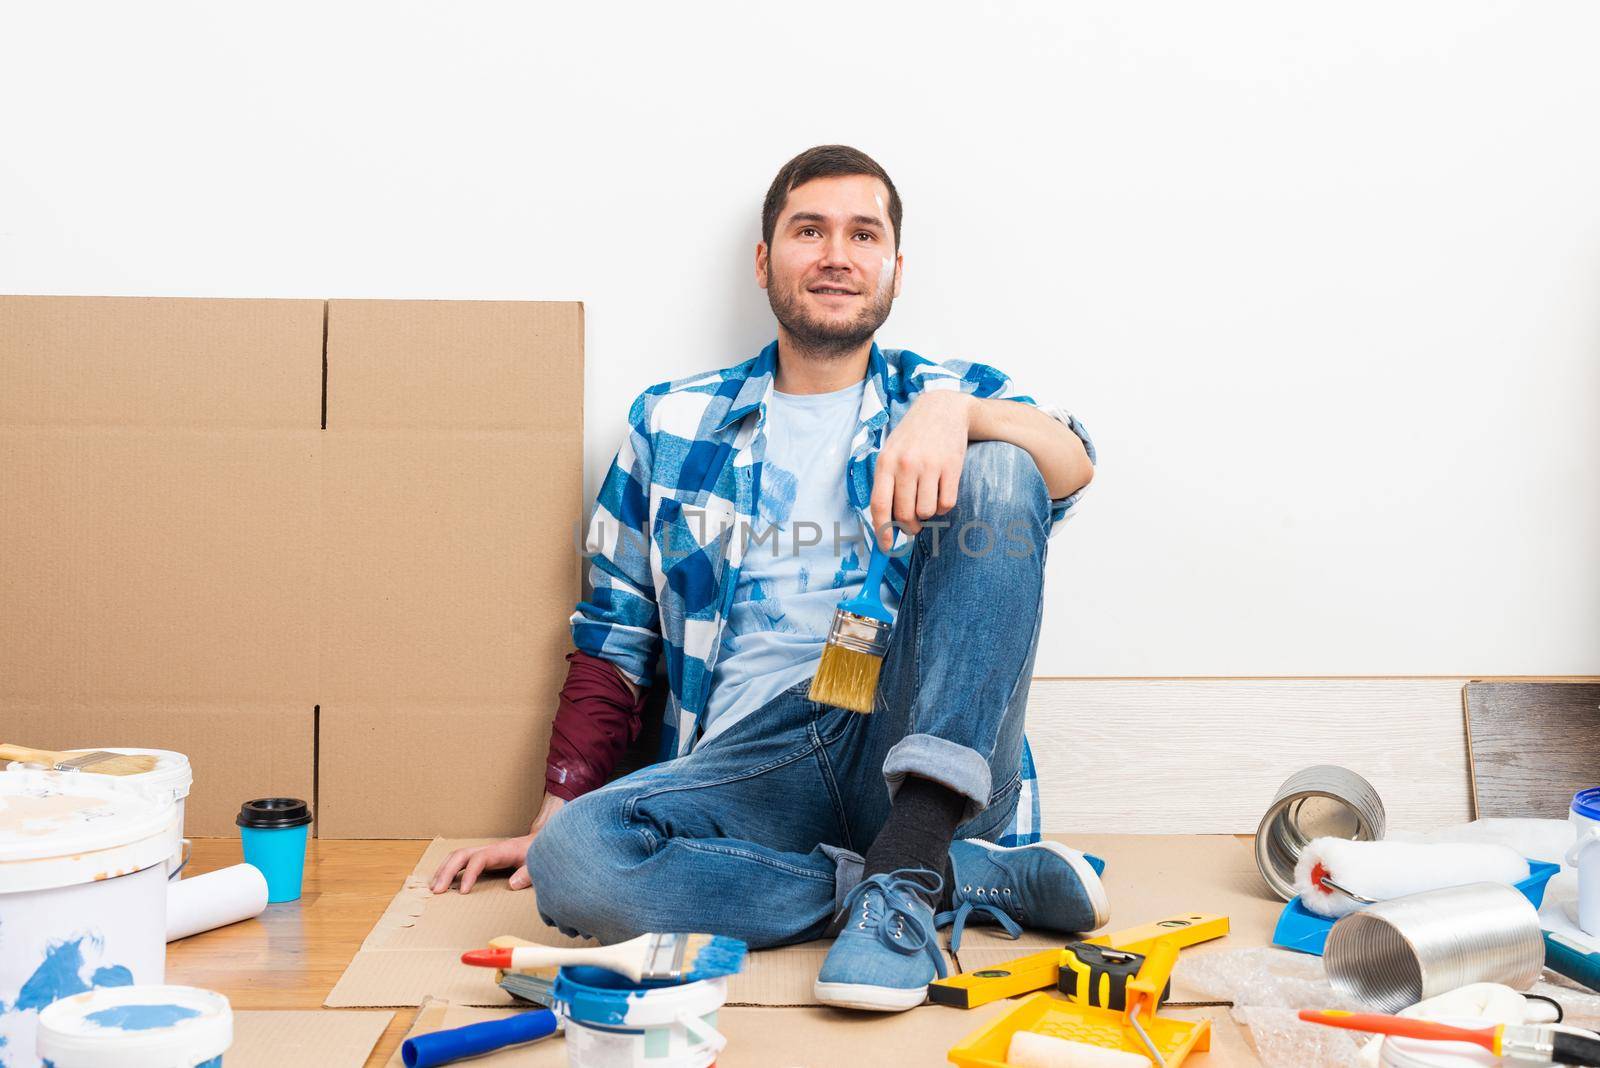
[0,770,177,1068]
[36,985,231,1067]
[552,966,728,1068]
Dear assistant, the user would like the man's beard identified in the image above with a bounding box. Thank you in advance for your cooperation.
[766,270,894,359]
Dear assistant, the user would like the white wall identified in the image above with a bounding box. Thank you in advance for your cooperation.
[3,1,1597,675]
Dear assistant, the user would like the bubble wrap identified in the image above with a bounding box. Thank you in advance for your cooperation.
[1175,946,1600,1067]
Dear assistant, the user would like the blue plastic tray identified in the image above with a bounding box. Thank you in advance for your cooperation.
[1272,859,1561,956]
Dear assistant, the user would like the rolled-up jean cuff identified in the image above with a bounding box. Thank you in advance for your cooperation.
[820,844,865,914]
[882,733,993,824]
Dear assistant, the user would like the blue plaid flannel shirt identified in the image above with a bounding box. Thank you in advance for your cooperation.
[570,340,1095,845]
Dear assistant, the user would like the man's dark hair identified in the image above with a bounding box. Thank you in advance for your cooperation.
[762,144,903,252]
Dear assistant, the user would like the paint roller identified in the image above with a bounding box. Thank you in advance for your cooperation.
[1294,838,1529,918]
[1007,1032,1156,1067]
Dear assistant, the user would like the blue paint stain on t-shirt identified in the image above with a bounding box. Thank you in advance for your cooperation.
[701,379,899,743]
[86,1003,202,1030]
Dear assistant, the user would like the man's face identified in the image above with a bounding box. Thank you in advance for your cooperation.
[757,174,902,355]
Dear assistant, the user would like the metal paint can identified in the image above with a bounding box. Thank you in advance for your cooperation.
[1255,765,1386,900]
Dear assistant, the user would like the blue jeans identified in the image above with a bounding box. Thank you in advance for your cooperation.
[528,441,1051,949]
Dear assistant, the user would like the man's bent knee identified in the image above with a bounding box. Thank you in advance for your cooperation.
[526,797,637,941]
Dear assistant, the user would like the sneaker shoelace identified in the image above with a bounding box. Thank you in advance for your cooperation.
[836,869,949,980]
[935,880,1024,954]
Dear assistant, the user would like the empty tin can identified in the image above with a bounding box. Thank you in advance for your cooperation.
[1255,765,1386,900]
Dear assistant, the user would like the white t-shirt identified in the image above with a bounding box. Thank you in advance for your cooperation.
[698,378,901,744]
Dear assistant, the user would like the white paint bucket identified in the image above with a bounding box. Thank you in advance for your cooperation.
[3,748,192,876]
[553,967,728,1068]
[0,770,176,1068]
[36,985,231,1068]
[1567,787,1600,937]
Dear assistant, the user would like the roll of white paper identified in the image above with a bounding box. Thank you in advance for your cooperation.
[166,863,269,942]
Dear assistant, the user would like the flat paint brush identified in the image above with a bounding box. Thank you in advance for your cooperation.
[808,542,893,714]
[497,972,557,1007]
[462,932,748,984]
[0,743,160,777]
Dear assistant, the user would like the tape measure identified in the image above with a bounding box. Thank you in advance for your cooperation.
[1057,942,1172,1011]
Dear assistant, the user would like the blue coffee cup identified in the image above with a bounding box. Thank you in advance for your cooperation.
[236,797,312,903]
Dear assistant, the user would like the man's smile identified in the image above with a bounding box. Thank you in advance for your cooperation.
[808,284,860,299]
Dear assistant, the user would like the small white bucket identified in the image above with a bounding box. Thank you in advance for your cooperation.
[36,985,231,1068]
[553,967,728,1068]
[0,770,176,1068]
[1567,787,1600,937]
[3,748,192,876]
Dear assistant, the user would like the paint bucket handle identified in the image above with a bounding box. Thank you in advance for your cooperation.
[169,838,193,880]
[1567,828,1600,868]
[677,1010,727,1054]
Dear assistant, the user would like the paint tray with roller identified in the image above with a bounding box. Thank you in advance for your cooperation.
[1271,860,1560,956]
[947,991,1210,1068]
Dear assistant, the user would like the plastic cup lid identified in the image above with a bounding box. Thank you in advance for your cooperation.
[236,796,313,829]
[0,770,177,891]
[37,985,232,1067]
[1573,787,1600,822]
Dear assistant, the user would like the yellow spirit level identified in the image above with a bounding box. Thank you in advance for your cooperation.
[928,912,1228,1009]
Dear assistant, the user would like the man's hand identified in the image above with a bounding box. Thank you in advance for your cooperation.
[870,390,976,550]
[429,793,567,894]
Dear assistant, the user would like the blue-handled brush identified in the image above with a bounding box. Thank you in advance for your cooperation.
[402,1009,558,1068]
[808,541,893,714]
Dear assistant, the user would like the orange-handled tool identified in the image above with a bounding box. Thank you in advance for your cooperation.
[1298,1009,1600,1065]
[1300,1011,1504,1053]
[1123,938,1181,1067]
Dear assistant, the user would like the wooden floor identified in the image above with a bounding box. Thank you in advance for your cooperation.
[169,836,430,1067]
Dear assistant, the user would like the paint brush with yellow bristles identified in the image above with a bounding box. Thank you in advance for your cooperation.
[0,743,161,777]
[809,541,894,713]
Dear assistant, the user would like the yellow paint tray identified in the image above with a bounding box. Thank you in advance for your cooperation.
[947,992,1211,1068]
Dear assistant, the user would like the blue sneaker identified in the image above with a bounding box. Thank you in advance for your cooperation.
[813,869,948,1011]
[937,839,1111,952]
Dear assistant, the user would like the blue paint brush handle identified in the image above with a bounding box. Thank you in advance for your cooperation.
[402,1009,558,1068]
[840,541,893,622]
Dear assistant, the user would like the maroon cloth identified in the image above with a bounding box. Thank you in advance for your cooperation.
[544,650,649,802]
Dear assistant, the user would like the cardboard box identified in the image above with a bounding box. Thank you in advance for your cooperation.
[1,296,584,837]
[1,296,323,834]
[316,300,583,837]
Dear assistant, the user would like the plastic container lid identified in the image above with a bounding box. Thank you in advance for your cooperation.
[0,769,177,893]
[37,985,232,1068]
[236,797,312,829]
[1572,788,1600,822]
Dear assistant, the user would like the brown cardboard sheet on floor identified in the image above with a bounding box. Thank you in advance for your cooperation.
[0,296,324,835]
[327,839,943,1009]
[949,835,1281,1004]
[331,836,1264,1011]
[390,1001,1258,1066]
[229,1010,393,1068]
